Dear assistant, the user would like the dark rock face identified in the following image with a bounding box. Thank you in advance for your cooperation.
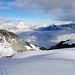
[49,40,75,50]
[0,29,31,52]
[40,47,47,50]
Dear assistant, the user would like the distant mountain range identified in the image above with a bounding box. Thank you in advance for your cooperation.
[37,23,75,31]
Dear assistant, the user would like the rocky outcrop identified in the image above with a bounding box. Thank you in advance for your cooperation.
[49,40,75,50]
[0,29,32,52]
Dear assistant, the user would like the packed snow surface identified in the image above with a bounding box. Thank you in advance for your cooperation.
[0,48,75,75]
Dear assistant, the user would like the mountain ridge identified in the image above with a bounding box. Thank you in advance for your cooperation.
[0,29,40,57]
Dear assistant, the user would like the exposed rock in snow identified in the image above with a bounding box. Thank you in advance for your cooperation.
[49,40,75,50]
[0,29,39,57]
[0,29,28,52]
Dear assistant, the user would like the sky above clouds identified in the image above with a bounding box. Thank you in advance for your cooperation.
[0,0,75,24]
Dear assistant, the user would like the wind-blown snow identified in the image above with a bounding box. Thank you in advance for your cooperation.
[0,48,75,75]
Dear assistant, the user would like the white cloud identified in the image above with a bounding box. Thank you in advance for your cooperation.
[0,0,75,22]
[11,0,75,22]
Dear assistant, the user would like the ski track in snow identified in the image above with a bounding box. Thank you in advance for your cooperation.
[0,66,8,75]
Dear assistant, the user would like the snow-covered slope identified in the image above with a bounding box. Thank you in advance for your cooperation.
[13,48,75,59]
[0,48,75,75]
[0,43,17,57]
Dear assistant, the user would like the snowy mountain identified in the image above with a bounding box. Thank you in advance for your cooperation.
[0,29,40,57]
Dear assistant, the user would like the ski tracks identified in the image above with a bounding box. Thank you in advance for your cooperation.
[0,65,9,75]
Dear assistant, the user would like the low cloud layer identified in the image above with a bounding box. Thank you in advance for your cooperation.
[1,0,75,22]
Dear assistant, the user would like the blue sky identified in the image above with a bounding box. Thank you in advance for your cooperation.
[0,8,55,24]
[0,0,74,24]
[0,0,55,24]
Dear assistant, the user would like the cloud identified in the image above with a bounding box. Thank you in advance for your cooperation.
[9,0,75,22]
[1,0,75,22]
[0,1,11,9]
[0,18,24,26]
